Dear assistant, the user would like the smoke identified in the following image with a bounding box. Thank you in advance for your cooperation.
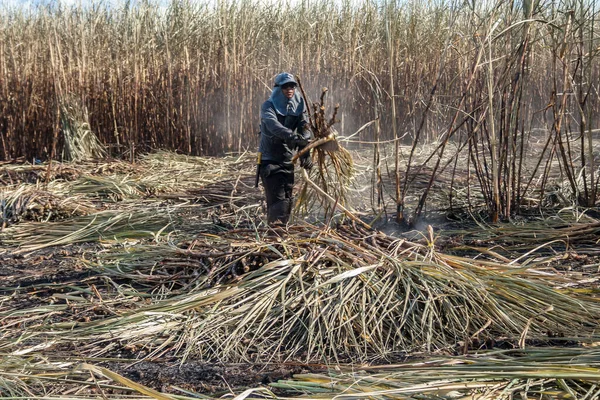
[295,73,369,143]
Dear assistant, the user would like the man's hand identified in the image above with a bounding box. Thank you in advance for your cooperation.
[302,127,313,140]
[291,133,309,149]
[300,152,313,170]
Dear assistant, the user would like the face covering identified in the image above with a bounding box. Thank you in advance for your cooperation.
[268,86,305,117]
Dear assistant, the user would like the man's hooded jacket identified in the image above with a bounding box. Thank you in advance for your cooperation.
[258,74,310,165]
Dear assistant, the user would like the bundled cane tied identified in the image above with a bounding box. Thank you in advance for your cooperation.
[293,77,357,224]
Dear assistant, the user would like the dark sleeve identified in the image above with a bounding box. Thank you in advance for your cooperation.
[261,101,295,142]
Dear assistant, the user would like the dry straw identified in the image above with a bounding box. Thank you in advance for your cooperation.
[4,222,598,364]
[2,150,600,398]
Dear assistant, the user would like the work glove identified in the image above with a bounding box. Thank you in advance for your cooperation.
[291,133,309,150]
[300,152,313,170]
[302,127,313,140]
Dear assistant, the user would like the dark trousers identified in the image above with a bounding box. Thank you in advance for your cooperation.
[260,163,294,224]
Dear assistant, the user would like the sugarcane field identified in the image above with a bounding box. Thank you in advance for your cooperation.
[2,0,600,399]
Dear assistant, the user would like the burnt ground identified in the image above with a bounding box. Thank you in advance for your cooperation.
[0,244,97,289]
[104,361,318,395]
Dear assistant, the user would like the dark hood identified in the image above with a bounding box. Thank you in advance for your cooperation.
[268,86,305,117]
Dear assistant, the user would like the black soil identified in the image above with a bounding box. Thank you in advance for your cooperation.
[104,361,318,395]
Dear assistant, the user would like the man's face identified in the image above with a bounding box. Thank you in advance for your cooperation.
[282,83,296,99]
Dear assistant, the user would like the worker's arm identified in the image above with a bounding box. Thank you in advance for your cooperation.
[260,102,295,144]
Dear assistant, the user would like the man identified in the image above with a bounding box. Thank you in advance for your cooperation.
[258,72,313,225]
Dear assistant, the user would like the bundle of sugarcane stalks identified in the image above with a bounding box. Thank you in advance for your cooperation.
[294,77,356,224]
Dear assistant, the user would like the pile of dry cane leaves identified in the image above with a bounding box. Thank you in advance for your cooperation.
[1,134,600,399]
